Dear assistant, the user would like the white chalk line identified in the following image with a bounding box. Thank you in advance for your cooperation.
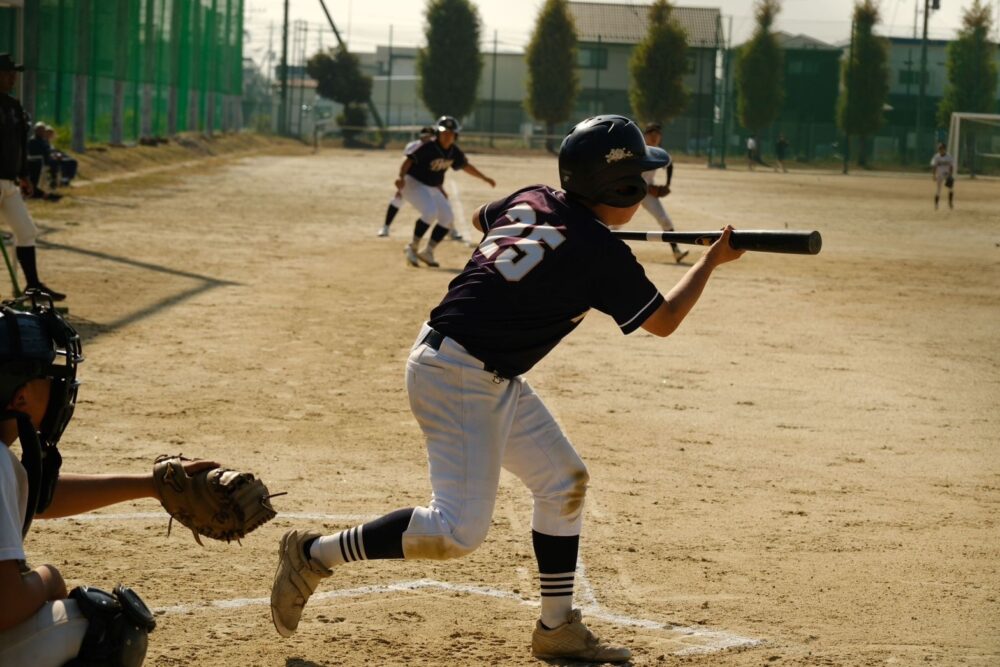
[52,512,376,523]
[70,512,764,655]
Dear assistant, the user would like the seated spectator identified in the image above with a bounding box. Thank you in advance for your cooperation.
[44,125,77,188]
[25,122,50,198]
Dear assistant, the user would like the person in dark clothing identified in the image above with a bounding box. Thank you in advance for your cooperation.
[0,54,66,301]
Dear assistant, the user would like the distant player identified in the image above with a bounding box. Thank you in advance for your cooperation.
[377,126,436,238]
[395,116,495,268]
[930,142,955,210]
[640,122,688,263]
[746,135,757,171]
[270,115,745,662]
[774,134,789,173]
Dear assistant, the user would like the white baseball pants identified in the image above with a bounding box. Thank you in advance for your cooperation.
[400,176,454,230]
[0,180,39,246]
[0,599,87,666]
[401,323,589,560]
[641,194,674,231]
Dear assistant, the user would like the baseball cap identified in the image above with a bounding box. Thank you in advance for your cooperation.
[0,53,24,72]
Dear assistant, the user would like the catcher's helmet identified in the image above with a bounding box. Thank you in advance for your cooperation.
[559,115,671,208]
[0,295,82,447]
[436,115,461,134]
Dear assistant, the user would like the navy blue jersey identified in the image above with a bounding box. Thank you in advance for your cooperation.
[0,94,29,180]
[406,139,467,187]
[429,185,664,377]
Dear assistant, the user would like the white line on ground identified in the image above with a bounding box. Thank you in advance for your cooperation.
[72,512,764,654]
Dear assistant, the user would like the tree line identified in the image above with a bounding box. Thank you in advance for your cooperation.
[306,0,998,163]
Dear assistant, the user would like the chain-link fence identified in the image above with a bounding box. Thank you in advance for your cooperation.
[0,0,244,149]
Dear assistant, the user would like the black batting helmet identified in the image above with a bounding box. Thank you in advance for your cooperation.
[558,115,671,208]
[436,115,461,134]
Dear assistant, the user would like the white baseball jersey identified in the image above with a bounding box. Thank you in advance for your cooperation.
[930,153,955,180]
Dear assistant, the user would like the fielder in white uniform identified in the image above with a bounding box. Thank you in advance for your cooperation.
[640,123,688,263]
[930,143,955,210]
[395,115,495,268]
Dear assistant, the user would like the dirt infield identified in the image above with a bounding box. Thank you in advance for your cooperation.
[19,146,999,666]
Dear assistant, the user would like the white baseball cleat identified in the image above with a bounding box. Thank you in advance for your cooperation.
[270,529,332,638]
[416,247,440,268]
[673,249,690,264]
[449,229,464,241]
[531,609,632,662]
[404,245,420,267]
[377,225,390,237]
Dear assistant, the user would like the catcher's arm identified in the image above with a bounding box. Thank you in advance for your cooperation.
[36,460,219,519]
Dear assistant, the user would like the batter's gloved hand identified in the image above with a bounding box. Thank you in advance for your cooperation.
[152,454,280,545]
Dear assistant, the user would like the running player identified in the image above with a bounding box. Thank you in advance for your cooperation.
[377,126,435,238]
[270,115,745,662]
[396,116,495,268]
[640,122,688,263]
[930,142,955,210]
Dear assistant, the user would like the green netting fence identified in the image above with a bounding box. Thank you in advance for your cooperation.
[0,0,243,148]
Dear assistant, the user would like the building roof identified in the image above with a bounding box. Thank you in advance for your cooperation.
[773,31,839,51]
[567,2,722,48]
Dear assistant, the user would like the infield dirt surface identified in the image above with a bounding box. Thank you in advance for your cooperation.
[20,145,999,666]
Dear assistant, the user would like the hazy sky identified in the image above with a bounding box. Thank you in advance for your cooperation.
[244,0,999,66]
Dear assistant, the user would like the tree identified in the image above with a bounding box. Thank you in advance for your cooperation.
[837,0,889,167]
[307,47,373,144]
[525,0,579,154]
[938,0,998,124]
[417,0,483,119]
[735,0,784,134]
[629,0,689,127]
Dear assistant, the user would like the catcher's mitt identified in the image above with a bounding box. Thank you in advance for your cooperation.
[945,175,955,188]
[153,455,278,545]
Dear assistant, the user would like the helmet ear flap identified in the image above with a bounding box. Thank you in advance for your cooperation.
[598,174,648,208]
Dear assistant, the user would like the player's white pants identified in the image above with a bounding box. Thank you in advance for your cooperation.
[389,191,403,208]
[640,194,674,231]
[934,175,950,197]
[0,599,87,666]
[400,176,454,230]
[0,180,39,246]
[402,323,588,560]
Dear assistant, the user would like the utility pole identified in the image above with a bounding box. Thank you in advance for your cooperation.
[490,30,498,147]
[386,25,393,128]
[280,0,289,135]
[843,16,855,175]
[595,35,602,115]
[915,0,930,159]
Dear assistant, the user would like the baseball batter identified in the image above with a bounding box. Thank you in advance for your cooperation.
[930,142,955,210]
[396,115,495,267]
[640,122,688,263]
[0,297,218,666]
[377,126,435,238]
[271,115,745,662]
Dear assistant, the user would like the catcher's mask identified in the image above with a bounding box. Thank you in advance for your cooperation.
[0,293,83,535]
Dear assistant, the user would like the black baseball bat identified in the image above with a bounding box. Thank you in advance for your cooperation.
[610,229,822,255]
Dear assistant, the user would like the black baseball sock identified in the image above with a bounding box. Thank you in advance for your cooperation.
[533,530,579,628]
[427,224,449,250]
[411,219,430,247]
[309,508,415,567]
[15,246,41,286]
[385,203,400,227]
